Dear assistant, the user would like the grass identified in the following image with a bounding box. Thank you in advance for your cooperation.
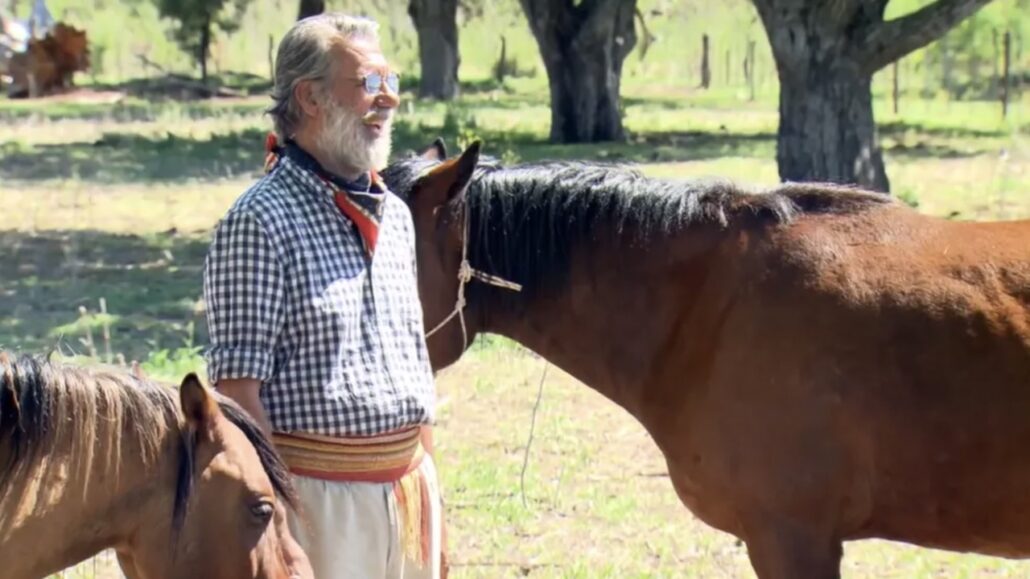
[0,228,209,362]
[1,63,1028,578]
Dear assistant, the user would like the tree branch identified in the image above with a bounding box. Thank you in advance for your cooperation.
[860,0,994,73]
[634,7,656,60]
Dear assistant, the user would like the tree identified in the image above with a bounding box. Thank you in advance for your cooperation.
[520,0,637,143]
[408,0,460,100]
[751,0,994,192]
[155,0,251,84]
[297,0,324,20]
[700,34,711,89]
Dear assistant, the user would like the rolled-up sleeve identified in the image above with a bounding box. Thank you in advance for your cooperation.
[203,210,285,382]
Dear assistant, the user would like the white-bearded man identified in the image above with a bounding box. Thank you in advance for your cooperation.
[203,14,445,579]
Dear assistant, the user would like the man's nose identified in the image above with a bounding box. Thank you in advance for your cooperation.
[373,86,399,110]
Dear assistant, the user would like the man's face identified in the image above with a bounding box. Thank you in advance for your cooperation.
[315,36,400,174]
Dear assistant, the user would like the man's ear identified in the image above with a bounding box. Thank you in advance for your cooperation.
[293,79,321,118]
[414,140,481,207]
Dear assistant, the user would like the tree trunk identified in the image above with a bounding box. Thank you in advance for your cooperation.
[778,65,889,192]
[745,39,756,102]
[520,0,637,143]
[992,28,1000,99]
[940,35,954,97]
[297,0,325,21]
[268,34,275,81]
[1002,30,1010,119]
[700,34,711,89]
[494,36,509,83]
[892,61,900,115]
[409,0,460,100]
[199,22,210,85]
[968,46,981,96]
[768,22,890,192]
[751,0,993,194]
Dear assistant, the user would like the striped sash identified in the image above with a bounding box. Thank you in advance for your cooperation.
[273,426,433,568]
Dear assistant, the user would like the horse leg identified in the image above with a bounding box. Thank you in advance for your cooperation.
[742,517,843,579]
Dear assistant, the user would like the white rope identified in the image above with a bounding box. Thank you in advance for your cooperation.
[424,262,470,345]
[520,361,549,509]
[423,199,521,351]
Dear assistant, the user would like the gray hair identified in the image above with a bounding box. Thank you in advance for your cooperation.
[267,14,381,139]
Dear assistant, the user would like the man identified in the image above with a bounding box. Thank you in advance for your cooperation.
[203,14,443,579]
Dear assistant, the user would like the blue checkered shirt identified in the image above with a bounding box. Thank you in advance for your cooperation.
[203,152,435,436]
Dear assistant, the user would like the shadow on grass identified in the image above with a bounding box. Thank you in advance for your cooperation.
[0,128,268,182]
[0,119,779,183]
[878,120,1015,159]
[0,229,210,362]
[394,119,778,165]
[0,98,268,126]
[0,110,999,184]
[399,113,992,165]
[879,120,1011,140]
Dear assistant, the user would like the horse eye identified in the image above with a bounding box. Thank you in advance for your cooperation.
[250,500,275,524]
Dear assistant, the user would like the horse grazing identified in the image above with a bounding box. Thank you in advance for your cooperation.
[381,140,1030,578]
[0,353,312,579]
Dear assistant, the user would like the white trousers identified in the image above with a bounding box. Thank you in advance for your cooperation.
[287,455,442,579]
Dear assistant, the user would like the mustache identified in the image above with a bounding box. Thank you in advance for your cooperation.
[362,108,393,124]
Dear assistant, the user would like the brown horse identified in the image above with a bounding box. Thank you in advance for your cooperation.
[381,140,1030,578]
[0,353,313,579]
[6,23,88,98]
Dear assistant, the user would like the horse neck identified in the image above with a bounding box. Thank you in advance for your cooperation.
[475,223,729,416]
[0,396,180,578]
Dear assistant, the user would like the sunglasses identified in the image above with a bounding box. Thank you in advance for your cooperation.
[355,71,399,95]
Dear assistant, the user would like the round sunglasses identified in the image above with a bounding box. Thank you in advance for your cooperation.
[355,71,399,95]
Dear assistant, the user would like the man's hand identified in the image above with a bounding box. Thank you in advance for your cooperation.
[422,426,450,578]
[420,425,435,455]
[218,379,311,577]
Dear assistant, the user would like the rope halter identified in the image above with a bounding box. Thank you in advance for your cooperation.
[423,197,521,351]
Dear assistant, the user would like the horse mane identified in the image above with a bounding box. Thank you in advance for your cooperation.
[383,155,891,305]
[0,353,295,532]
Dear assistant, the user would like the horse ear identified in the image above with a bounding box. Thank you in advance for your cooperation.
[179,373,222,435]
[417,140,481,207]
[420,137,447,161]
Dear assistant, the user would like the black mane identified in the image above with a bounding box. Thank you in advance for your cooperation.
[383,155,889,305]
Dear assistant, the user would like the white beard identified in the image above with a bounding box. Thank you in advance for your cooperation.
[316,99,393,175]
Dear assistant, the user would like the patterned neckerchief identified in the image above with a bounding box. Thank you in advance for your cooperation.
[264,133,386,258]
